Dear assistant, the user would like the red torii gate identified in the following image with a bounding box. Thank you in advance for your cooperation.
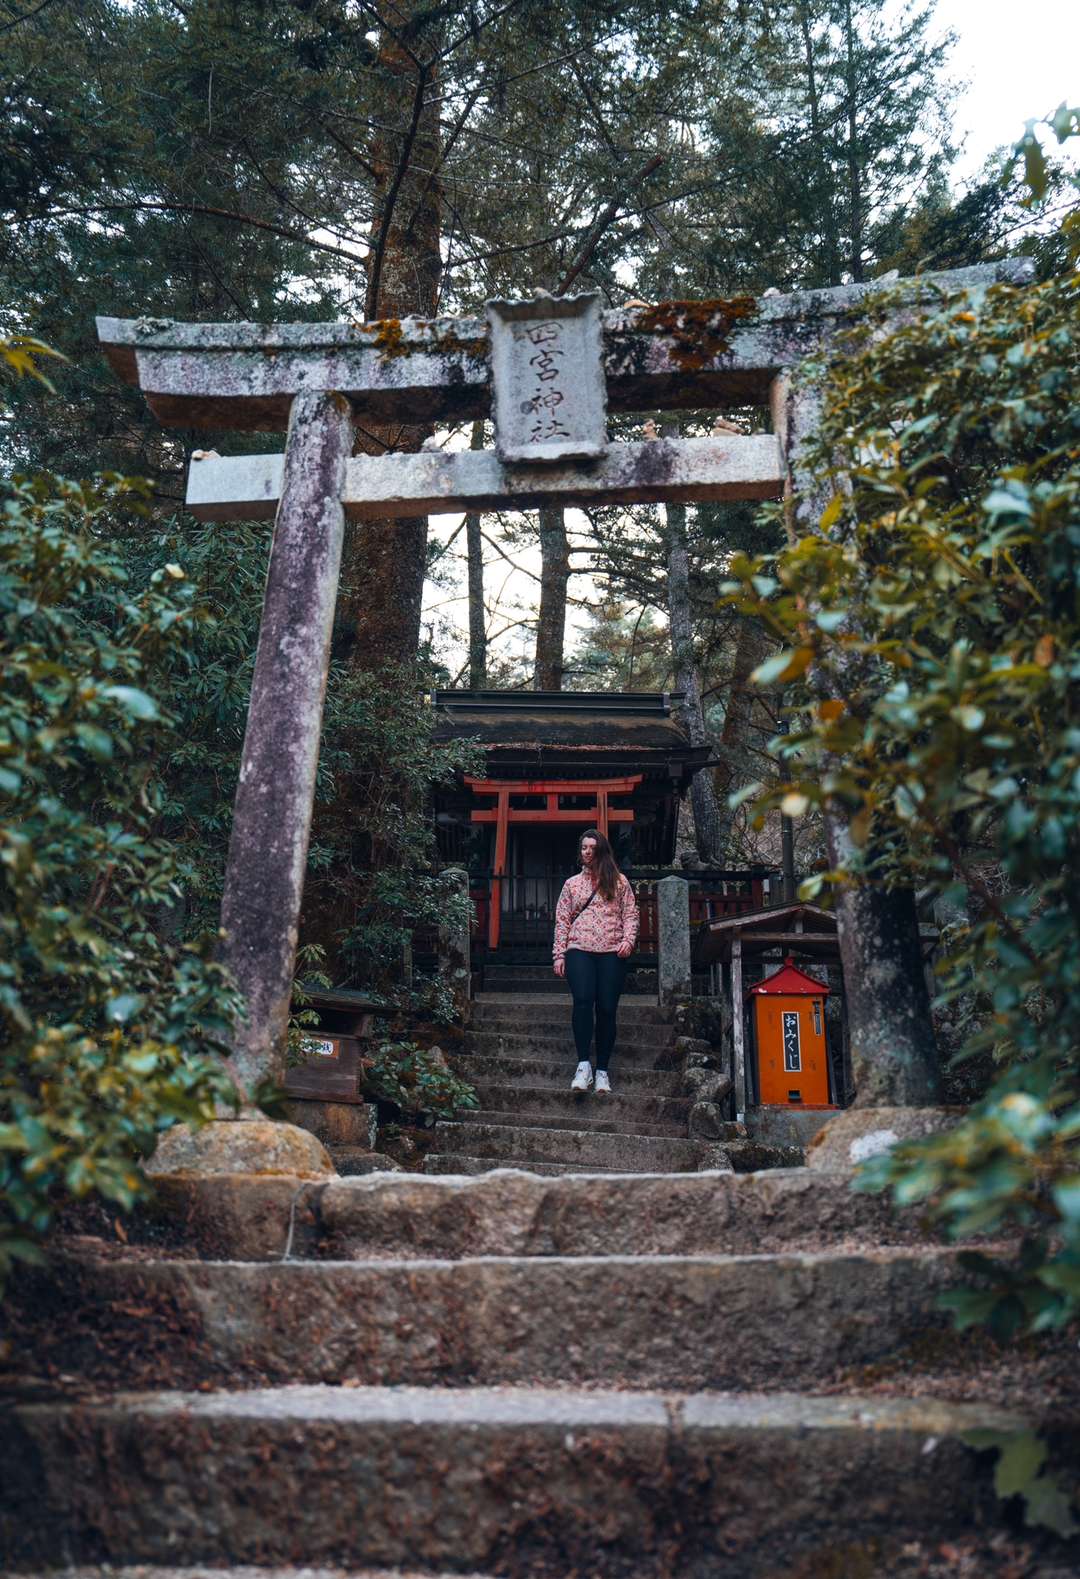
[465,774,642,951]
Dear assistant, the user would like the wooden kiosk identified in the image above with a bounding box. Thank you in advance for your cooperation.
[696,902,848,1129]
[749,957,834,1109]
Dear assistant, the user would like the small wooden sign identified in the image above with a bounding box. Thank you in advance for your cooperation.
[486,292,607,464]
[283,1033,365,1103]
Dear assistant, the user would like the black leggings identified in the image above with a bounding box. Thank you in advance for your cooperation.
[564,949,627,1071]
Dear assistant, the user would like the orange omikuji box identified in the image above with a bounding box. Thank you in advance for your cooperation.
[749,957,835,1109]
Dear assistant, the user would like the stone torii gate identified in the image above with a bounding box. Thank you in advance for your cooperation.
[97,261,1029,1112]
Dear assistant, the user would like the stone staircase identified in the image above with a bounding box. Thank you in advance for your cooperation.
[3,1167,1076,1577]
[425,992,732,1176]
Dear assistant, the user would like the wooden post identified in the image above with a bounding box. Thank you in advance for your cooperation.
[657,875,691,1008]
[731,934,747,1122]
[596,788,609,838]
[489,787,510,951]
[217,390,352,1101]
[438,866,472,1020]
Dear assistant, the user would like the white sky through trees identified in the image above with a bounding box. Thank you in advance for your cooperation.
[420,2,1078,681]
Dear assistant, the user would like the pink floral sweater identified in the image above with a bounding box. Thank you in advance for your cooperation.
[553,870,639,965]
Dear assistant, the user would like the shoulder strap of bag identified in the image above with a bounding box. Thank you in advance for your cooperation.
[569,886,599,925]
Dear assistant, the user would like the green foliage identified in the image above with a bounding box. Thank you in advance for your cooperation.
[0,469,240,1287]
[724,224,1079,1336]
[311,665,482,1017]
[363,1039,478,1123]
[963,1428,1078,1539]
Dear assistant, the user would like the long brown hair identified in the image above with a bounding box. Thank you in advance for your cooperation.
[579,827,620,901]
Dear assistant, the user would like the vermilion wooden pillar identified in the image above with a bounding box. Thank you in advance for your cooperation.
[463,775,641,951]
[490,788,510,951]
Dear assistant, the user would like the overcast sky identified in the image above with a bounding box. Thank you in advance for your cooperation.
[935,0,1078,180]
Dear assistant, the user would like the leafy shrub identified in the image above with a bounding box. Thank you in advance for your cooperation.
[723,120,1079,1355]
[362,1038,478,1122]
[0,470,239,1288]
[306,663,481,1018]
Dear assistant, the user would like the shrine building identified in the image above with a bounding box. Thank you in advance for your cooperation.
[430,689,769,966]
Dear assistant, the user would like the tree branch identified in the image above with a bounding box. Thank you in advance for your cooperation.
[365,57,430,317]
[0,0,61,34]
[555,152,665,294]
[35,200,367,262]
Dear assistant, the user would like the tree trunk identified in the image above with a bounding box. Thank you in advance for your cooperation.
[774,375,941,1104]
[466,422,487,689]
[337,2,442,670]
[709,612,771,853]
[843,0,865,283]
[825,812,941,1104]
[797,1,843,286]
[534,506,569,690]
[662,422,725,861]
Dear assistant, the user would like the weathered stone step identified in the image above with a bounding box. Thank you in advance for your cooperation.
[423,1155,606,1181]
[429,1119,715,1172]
[450,1053,683,1095]
[421,1154,599,1177]
[474,975,568,993]
[14,1571,493,1579]
[466,1028,673,1061]
[471,1082,693,1127]
[473,992,669,1026]
[104,1168,935,1260]
[460,1104,688,1139]
[3,1384,1055,1575]
[13,1246,977,1391]
[343,1167,932,1256]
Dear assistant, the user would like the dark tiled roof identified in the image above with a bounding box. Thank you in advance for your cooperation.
[432,690,697,752]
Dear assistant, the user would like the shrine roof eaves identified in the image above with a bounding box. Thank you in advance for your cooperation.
[431,690,707,754]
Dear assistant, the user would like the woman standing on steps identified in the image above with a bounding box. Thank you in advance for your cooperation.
[552,828,639,1095]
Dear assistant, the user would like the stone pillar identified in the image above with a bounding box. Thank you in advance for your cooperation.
[218,390,353,1103]
[657,876,691,1008]
[438,866,472,1022]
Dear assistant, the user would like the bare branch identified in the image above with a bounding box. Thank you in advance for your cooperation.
[365,57,431,317]
[556,152,666,295]
[0,0,61,34]
[35,199,367,263]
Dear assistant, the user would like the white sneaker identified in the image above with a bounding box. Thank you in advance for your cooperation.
[595,1070,612,1095]
[570,1060,593,1092]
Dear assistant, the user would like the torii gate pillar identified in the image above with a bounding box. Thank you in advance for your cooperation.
[218,391,352,1102]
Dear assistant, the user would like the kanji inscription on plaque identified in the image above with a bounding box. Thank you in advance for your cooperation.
[486,291,607,464]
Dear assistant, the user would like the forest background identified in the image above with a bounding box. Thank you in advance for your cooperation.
[3,0,1066,935]
[1,0,1077,1332]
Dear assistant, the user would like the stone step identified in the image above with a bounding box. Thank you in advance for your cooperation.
[450,1053,684,1096]
[466,1028,674,1061]
[315,1166,916,1259]
[103,1168,936,1261]
[473,992,669,1026]
[477,975,661,997]
[13,1571,493,1579]
[430,1118,715,1172]
[471,1082,694,1127]
[3,1383,1055,1575]
[454,1106,688,1138]
[484,963,659,985]
[422,1154,599,1177]
[424,1145,798,1180]
[13,1245,980,1391]
[474,976,568,994]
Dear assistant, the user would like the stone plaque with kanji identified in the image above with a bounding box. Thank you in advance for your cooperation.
[486,291,607,464]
